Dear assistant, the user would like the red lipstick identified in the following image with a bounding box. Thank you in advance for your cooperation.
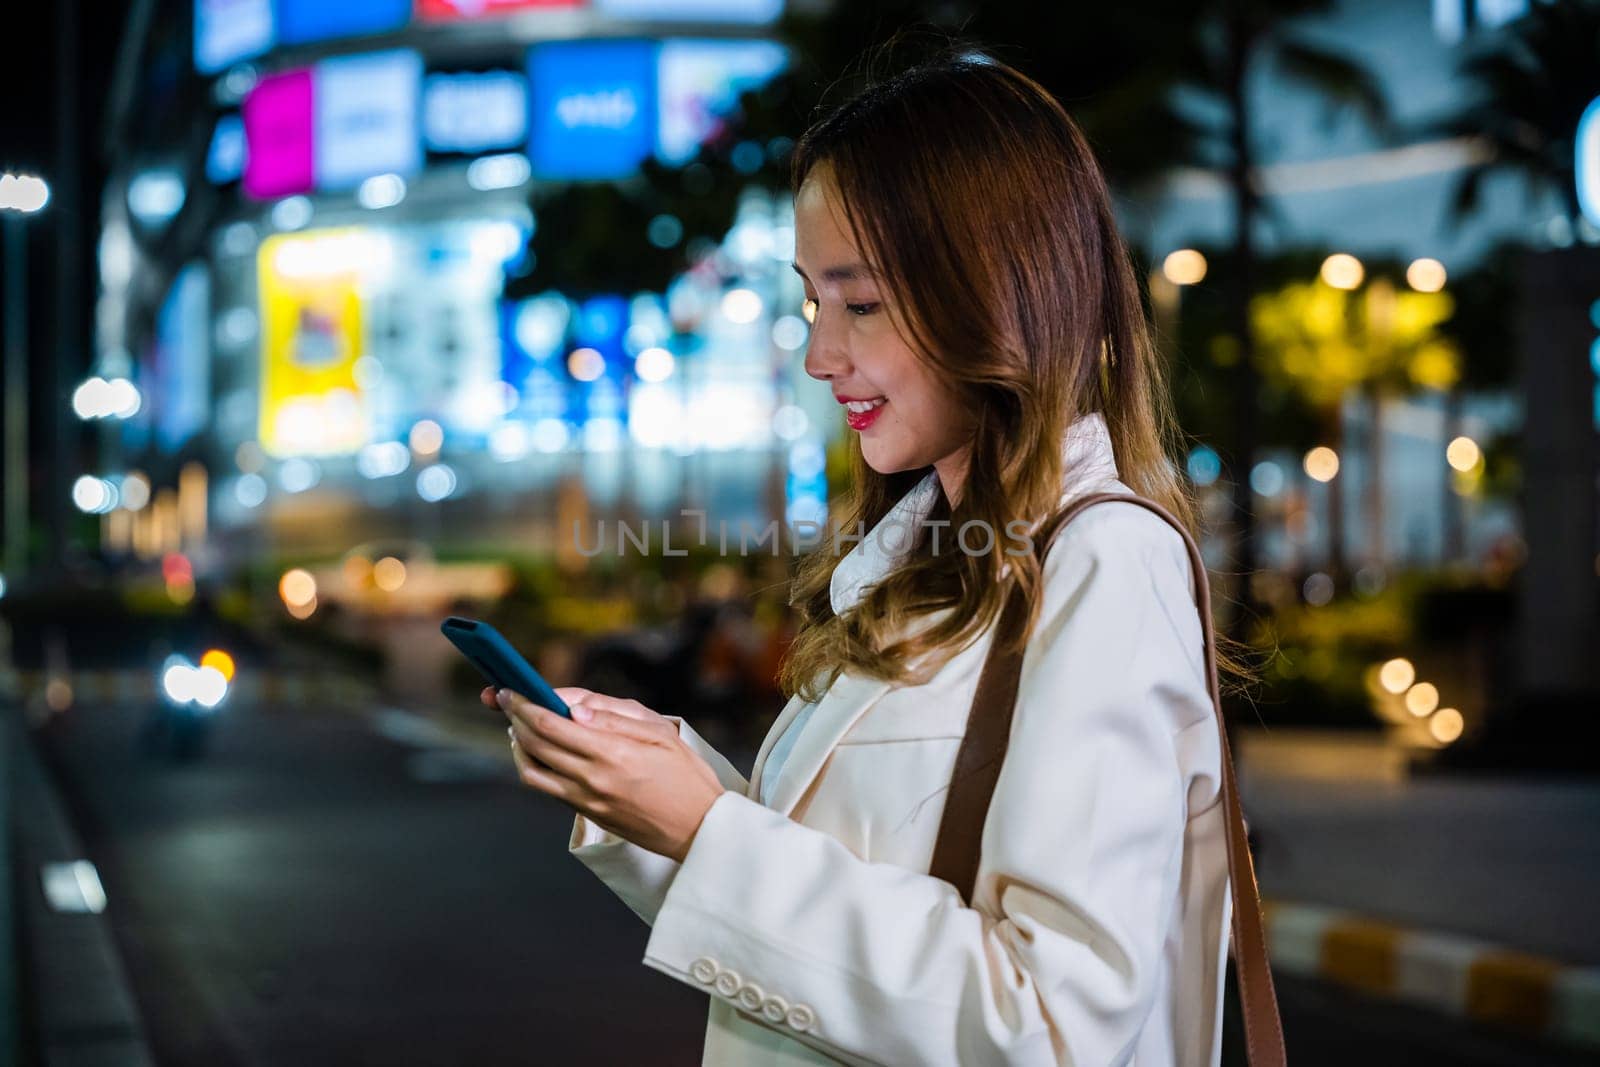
[837,395,888,432]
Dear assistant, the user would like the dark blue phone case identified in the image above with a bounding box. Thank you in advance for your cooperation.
[440,616,571,717]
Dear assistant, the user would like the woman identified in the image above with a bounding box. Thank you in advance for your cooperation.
[490,47,1236,1066]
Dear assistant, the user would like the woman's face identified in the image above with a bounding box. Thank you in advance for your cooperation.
[793,163,974,497]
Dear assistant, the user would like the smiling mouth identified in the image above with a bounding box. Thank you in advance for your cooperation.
[842,397,888,430]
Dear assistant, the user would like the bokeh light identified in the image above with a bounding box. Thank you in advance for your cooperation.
[409,419,444,456]
[1185,445,1222,487]
[1404,681,1440,717]
[417,465,458,502]
[374,556,407,591]
[1303,572,1335,606]
[1250,460,1285,497]
[1429,708,1464,743]
[1303,447,1340,482]
[1162,249,1207,285]
[721,288,762,324]
[200,649,236,682]
[1446,435,1481,472]
[1320,253,1364,290]
[635,347,675,382]
[1406,257,1447,292]
[279,568,316,609]
[567,348,605,382]
[1379,657,1415,694]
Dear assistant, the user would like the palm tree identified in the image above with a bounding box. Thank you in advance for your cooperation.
[1430,0,1600,224]
[1248,266,1461,574]
[1165,0,1388,620]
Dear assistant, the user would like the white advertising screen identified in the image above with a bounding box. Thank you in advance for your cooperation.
[195,0,274,74]
[594,0,782,24]
[423,71,529,154]
[657,39,788,165]
[314,50,424,189]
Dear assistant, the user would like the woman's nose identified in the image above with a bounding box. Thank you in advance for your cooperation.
[802,320,850,382]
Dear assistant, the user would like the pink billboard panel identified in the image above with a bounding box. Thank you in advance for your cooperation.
[243,68,314,200]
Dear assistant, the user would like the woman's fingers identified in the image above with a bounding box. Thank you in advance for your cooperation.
[500,691,613,756]
[509,738,582,802]
[553,685,594,706]
[571,692,665,724]
[574,702,675,743]
[508,718,590,779]
[480,686,499,709]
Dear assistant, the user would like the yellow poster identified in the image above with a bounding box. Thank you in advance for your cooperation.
[257,228,374,457]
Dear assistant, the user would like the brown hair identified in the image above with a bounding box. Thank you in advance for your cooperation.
[778,43,1202,704]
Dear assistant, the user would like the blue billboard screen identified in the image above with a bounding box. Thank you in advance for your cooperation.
[528,40,658,180]
[275,0,410,45]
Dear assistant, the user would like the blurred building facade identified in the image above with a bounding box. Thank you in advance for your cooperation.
[89,0,830,572]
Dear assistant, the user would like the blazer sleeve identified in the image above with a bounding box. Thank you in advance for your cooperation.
[568,715,751,927]
[638,503,1218,1066]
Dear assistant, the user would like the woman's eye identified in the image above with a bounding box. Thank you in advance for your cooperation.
[845,302,879,317]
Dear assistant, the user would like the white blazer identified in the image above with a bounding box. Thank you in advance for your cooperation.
[568,412,1233,1066]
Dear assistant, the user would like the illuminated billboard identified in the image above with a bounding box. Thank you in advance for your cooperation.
[656,39,787,165]
[257,230,378,457]
[194,0,274,74]
[594,0,781,23]
[206,113,247,185]
[276,0,411,45]
[527,39,657,180]
[315,50,424,188]
[154,263,212,453]
[1578,95,1600,228]
[416,0,581,18]
[423,70,529,154]
[242,68,314,200]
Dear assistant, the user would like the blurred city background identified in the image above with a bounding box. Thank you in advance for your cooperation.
[1,0,1598,1064]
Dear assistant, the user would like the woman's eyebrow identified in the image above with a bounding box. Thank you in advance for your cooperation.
[791,261,877,283]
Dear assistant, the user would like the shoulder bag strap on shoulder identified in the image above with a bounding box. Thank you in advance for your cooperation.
[927,491,1287,1066]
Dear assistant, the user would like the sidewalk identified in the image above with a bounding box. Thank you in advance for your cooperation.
[1240,728,1600,1054]
[4,701,156,1066]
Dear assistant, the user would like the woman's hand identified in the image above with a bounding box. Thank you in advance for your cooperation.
[482,685,727,863]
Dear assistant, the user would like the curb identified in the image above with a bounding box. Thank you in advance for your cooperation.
[1262,900,1600,1051]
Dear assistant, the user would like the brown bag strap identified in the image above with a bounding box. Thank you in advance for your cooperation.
[928,492,1286,1066]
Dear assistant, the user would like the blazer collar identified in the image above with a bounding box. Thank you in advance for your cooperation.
[828,411,1119,616]
[753,412,1122,818]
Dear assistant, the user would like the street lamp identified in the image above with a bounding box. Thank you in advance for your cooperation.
[3,171,50,578]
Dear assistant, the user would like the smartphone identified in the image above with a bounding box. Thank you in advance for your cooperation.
[440,616,571,717]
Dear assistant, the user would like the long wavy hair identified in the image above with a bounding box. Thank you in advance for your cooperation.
[777,44,1204,704]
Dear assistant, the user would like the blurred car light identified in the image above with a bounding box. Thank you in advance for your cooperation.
[41,861,107,914]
